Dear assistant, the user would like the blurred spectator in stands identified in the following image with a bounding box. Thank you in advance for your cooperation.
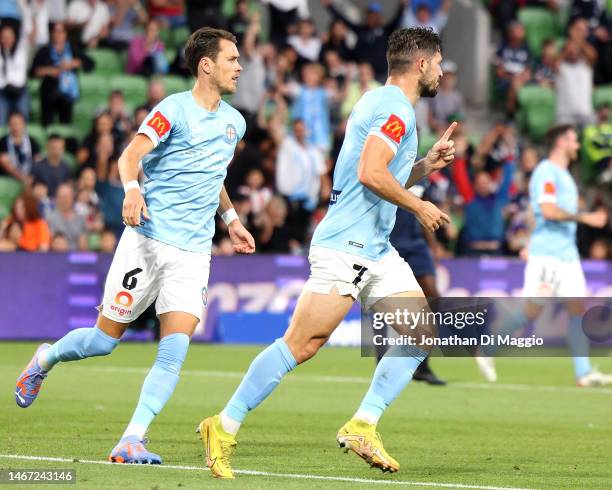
[262,0,309,46]
[99,227,117,252]
[292,62,331,152]
[31,22,93,126]
[477,120,519,172]
[66,0,111,48]
[323,0,406,83]
[401,0,452,33]
[226,0,250,47]
[322,49,349,91]
[341,62,379,119]
[239,168,272,216]
[0,24,31,124]
[31,134,71,198]
[453,130,516,255]
[106,90,132,144]
[232,11,265,126]
[0,0,23,35]
[139,78,166,112]
[490,0,561,38]
[582,102,612,184]
[276,119,327,243]
[255,195,302,253]
[8,191,51,251]
[30,0,50,47]
[429,60,464,133]
[45,182,87,250]
[147,0,185,29]
[0,219,22,251]
[47,0,67,28]
[50,231,69,251]
[185,0,222,33]
[75,167,103,232]
[77,111,120,171]
[96,159,124,238]
[127,18,168,76]
[319,18,354,62]
[569,0,612,84]
[495,21,531,116]
[103,0,148,51]
[32,181,52,215]
[288,19,321,62]
[556,19,597,127]
[533,38,558,88]
[0,111,40,183]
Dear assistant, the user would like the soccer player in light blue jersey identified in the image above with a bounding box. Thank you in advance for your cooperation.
[199,27,458,479]
[479,124,612,386]
[15,28,255,463]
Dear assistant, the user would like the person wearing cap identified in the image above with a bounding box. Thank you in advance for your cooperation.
[321,0,407,83]
[401,0,453,34]
[429,59,465,132]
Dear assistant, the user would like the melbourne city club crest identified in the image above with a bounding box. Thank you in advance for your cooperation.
[225,124,237,143]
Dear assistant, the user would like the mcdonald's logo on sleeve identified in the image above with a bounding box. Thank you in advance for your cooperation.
[380,114,406,144]
[147,111,171,138]
[543,181,556,195]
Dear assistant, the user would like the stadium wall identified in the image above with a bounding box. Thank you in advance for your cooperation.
[1,254,611,344]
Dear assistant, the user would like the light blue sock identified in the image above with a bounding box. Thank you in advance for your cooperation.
[355,345,428,424]
[42,327,120,369]
[224,338,297,423]
[123,333,190,439]
[567,315,591,378]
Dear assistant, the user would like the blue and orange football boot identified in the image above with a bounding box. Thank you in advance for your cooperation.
[109,436,163,464]
[15,343,51,408]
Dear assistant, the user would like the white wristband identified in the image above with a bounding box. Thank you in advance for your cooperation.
[221,208,238,225]
[123,180,140,193]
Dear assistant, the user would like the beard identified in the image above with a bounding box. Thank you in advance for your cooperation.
[419,78,440,98]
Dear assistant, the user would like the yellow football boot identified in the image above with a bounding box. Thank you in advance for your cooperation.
[337,418,400,473]
[197,415,236,479]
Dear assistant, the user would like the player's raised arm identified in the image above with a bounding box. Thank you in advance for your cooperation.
[358,135,449,231]
[217,185,255,254]
[118,134,154,227]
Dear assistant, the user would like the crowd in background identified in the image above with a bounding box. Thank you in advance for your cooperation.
[0,0,610,259]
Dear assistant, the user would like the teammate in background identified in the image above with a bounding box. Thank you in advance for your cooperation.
[479,125,612,386]
[381,185,446,385]
[15,28,255,464]
[199,27,457,479]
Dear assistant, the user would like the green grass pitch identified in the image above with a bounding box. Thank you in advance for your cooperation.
[2,342,612,489]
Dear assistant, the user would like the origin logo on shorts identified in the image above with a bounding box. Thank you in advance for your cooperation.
[111,291,133,317]
[201,286,208,307]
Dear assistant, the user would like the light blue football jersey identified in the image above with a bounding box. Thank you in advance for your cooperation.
[136,91,246,253]
[311,85,418,260]
[528,159,579,261]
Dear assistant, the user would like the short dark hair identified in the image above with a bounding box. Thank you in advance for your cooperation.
[184,27,237,77]
[386,27,441,76]
[545,124,575,150]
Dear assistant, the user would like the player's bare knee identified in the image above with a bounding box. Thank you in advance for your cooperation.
[286,336,327,364]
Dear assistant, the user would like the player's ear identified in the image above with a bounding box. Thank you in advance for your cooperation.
[199,57,212,76]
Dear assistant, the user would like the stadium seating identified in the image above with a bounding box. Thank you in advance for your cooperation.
[0,177,23,220]
[517,8,559,57]
[27,124,47,149]
[594,85,612,112]
[418,133,438,157]
[87,49,124,76]
[164,75,190,95]
[517,85,555,141]
[72,99,103,137]
[110,75,148,108]
[79,73,112,105]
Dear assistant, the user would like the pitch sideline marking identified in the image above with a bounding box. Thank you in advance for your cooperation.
[0,454,534,490]
[73,365,612,395]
